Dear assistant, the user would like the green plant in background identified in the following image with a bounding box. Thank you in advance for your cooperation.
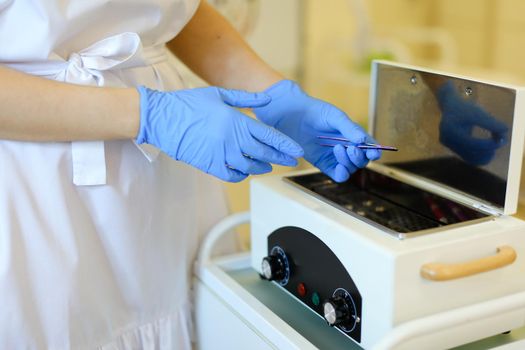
[359,51,396,72]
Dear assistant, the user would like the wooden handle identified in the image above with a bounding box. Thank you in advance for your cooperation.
[420,246,517,281]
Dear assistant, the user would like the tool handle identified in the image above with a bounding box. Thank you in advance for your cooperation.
[420,246,517,281]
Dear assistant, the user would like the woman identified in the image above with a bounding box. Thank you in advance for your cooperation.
[0,0,379,348]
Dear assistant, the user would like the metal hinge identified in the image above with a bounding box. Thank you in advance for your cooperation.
[472,203,502,217]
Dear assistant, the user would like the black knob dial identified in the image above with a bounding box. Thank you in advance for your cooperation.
[323,296,351,326]
[261,255,286,282]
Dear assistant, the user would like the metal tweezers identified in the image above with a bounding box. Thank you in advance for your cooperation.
[317,136,398,151]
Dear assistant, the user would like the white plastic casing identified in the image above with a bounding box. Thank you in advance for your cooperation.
[250,171,525,348]
[250,62,525,348]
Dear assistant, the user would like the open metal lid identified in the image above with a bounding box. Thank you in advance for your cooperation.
[369,61,525,216]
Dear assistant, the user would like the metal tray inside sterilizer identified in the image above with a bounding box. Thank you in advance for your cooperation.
[285,169,488,237]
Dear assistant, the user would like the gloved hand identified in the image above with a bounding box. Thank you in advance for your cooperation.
[252,80,381,182]
[136,86,304,182]
[437,81,508,166]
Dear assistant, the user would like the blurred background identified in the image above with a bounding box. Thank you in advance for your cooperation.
[187,0,525,248]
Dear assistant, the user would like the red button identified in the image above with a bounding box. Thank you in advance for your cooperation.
[297,282,307,297]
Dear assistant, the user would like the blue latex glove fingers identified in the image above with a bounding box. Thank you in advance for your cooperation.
[243,140,299,167]
[365,148,381,160]
[335,164,351,183]
[225,154,272,176]
[197,151,249,183]
[332,144,366,182]
[325,110,369,144]
[363,135,382,160]
[244,117,304,162]
[319,110,376,178]
[311,143,346,182]
[221,167,249,183]
[218,110,302,176]
[347,146,368,168]
[300,104,376,176]
[332,144,357,182]
[322,109,380,163]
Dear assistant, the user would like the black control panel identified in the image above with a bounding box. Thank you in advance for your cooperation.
[262,226,362,343]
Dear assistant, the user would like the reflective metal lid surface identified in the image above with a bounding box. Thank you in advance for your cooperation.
[369,61,525,215]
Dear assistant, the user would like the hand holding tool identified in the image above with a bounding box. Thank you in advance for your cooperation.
[316,136,398,151]
[253,79,381,182]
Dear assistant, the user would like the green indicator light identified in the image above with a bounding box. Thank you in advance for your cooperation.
[312,292,320,306]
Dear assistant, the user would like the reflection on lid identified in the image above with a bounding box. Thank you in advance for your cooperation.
[372,64,515,209]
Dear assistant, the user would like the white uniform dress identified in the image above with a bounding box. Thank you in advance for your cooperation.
[0,0,230,348]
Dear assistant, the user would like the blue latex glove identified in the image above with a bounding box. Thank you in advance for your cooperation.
[252,80,381,182]
[136,86,304,182]
[437,81,508,166]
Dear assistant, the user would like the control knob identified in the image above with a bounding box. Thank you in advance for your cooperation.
[323,296,350,326]
[260,246,290,285]
[261,255,285,281]
[322,288,359,332]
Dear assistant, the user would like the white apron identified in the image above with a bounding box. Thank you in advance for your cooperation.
[0,0,230,349]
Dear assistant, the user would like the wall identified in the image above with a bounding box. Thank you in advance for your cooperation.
[303,0,525,128]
